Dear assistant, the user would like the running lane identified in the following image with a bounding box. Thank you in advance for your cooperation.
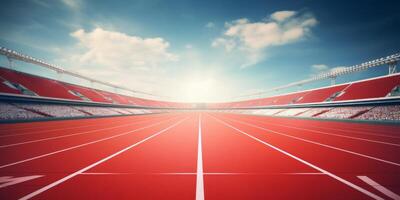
[212,113,400,200]
[0,113,187,199]
[221,113,400,163]
[19,113,198,200]
[201,114,379,200]
[0,113,178,167]
[0,113,175,145]
[229,114,400,138]
[0,113,169,136]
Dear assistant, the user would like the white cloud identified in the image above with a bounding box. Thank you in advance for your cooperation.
[205,22,215,28]
[212,10,317,67]
[211,38,236,52]
[57,27,179,98]
[271,11,296,22]
[70,28,178,69]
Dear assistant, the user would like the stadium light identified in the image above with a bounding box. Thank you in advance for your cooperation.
[235,52,400,99]
[0,46,166,99]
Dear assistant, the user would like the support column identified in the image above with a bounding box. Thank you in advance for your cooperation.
[330,76,337,85]
[389,62,397,74]
[7,57,13,69]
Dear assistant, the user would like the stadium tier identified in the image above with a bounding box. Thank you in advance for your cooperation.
[0,67,191,108]
[1,65,400,122]
[211,73,400,108]
[2,64,399,109]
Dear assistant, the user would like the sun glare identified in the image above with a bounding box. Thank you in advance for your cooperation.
[176,76,218,102]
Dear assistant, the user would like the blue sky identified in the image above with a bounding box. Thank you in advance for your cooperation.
[0,0,399,102]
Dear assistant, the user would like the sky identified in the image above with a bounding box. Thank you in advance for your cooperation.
[0,0,399,102]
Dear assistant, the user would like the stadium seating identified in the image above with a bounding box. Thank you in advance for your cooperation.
[333,74,400,101]
[0,68,81,100]
[315,106,372,119]
[0,102,44,120]
[208,74,400,108]
[1,66,400,110]
[62,83,111,103]
[296,107,332,117]
[356,105,400,121]
[296,84,348,103]
[0,78,21,94]
[0,67,189,108]
[275,108,310,116]
[14,103,89,117]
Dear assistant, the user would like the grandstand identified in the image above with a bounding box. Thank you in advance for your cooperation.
[0,47,400,200]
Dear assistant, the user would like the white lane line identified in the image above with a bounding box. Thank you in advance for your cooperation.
[224,117,400,167]
[240,117,400,147]
[0,117,178,169]
[196,114,205,200]
[210,115,384,200]
[0,116,165,148]
[19,117,187,200]
[358,176,400,200]
[0,175,43,188]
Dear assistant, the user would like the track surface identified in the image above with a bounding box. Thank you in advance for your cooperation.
[0,112,399,199]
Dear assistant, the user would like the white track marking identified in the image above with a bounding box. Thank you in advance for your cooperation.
[196,114,205,200]
[210,115,384,200]
[0,116,166,148]
[0,117,178,169]
[19,117,187,200]
[358,176,400,200]
[239,117,400,147]
[224,117,400,167]
[0,175,43,188]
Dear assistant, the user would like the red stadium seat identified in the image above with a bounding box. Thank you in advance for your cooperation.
[62,83,112,103]
[334,74,400,101]
[0,68,81,100]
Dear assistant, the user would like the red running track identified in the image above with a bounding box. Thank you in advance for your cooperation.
[0,112,399,199]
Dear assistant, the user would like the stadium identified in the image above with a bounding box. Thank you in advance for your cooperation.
[0,0,400,199]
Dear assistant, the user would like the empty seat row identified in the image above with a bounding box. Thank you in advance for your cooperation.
[0,67,190,108]
[212,74,400,108]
